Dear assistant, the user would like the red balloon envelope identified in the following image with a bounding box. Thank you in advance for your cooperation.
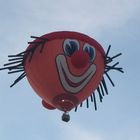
[0,31,123,122]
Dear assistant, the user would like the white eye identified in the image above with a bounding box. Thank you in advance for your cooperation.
[63,39,80,56]
[83,43,96,62]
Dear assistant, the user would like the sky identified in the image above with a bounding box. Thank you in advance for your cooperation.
[0,0,140,140]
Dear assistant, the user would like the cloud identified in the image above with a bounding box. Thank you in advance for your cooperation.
[1,0,140,52]
[59,123,103,140]
[2,0,139,34]
[23,0,140,34]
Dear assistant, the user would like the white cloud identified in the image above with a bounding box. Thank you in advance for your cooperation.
[59,123,103,140]
[23,0,140,35]
[1,0,140,52]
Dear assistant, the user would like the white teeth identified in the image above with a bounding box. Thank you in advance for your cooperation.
[56,55,96,94]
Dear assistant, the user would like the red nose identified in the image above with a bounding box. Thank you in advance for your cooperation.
[71,50,90,69]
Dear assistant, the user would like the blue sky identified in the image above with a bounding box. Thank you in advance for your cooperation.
[0,0,140,140]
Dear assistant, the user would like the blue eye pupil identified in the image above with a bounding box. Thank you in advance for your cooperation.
[66,44,76,56]
[84,45,95,62]
[65,41,79,56]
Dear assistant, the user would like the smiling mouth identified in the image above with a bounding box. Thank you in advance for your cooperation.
[56,55,96,94]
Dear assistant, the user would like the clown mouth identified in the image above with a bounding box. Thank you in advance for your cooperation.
[56,55,96,94]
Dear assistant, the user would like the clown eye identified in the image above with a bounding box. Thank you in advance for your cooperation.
[83,43,96,62]
[63,39,80,56]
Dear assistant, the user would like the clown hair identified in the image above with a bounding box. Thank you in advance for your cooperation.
[0,36,48,87]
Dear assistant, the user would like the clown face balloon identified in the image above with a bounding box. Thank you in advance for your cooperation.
[0,31,123,121]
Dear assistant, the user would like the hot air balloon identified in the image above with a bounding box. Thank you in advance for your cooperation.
[0,31,123,122]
